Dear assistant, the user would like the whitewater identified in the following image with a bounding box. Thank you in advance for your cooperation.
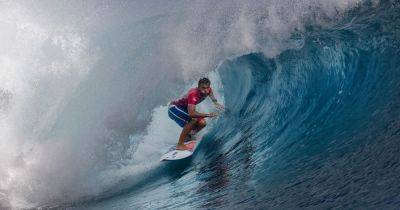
[1,0,400,209]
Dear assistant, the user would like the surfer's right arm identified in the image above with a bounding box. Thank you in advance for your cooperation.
[188,104,218,118]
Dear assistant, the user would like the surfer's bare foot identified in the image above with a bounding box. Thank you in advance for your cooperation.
[176,144,190,150]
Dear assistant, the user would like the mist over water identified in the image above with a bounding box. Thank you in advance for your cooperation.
[1,0,399,209]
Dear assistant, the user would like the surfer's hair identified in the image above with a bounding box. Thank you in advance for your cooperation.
[198,77,210,86]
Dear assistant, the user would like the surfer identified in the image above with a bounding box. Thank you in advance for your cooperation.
[168,77,224,150]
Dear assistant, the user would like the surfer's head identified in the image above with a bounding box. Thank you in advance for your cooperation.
[198,77,211,96]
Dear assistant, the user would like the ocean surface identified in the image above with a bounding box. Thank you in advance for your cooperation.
[1,0,400,209]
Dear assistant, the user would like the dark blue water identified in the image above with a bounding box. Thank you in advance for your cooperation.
[64,1,400,209]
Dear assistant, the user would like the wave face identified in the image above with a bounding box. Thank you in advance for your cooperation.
[1,0,400,209]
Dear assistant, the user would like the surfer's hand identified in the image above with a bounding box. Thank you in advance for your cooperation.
[208,112,218,118]
[215,103,225,111]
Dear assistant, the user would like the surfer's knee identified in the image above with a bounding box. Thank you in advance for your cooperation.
[196,118,207,127]
[188,119,197,125]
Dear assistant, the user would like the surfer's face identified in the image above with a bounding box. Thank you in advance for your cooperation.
[198,83,211,96]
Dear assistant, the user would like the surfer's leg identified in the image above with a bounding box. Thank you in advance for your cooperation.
[187,118,206,139]
[194,118,206,132]
[177,119,196,150]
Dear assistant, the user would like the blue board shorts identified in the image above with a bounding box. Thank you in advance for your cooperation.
[168,104,191,127]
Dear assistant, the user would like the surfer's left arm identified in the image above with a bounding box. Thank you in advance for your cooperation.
[209,91,225,111]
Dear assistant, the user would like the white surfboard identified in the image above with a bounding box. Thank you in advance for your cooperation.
[160,140,198,161]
